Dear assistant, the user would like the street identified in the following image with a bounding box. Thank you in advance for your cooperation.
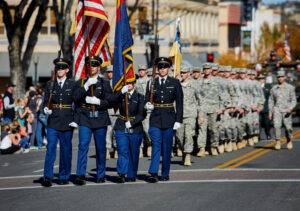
[0,129,300,211]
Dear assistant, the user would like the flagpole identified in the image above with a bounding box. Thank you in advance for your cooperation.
[83,0,95,113]
[123,56,129,122]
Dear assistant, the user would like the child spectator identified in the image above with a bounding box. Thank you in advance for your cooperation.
[16,98,31,127]
[0,126,29,154]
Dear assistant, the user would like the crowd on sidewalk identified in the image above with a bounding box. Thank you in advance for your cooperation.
[0,84,47,154]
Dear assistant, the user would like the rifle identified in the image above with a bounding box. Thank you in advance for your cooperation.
[149,63,157,104]
[47,50,61,109]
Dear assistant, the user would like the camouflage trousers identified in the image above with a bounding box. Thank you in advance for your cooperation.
[141,112,151,149]
[245,111,260,136]
[236,114,247,141]
[176,117,196,153]
[219,112,238,143]
[197,112,219,148]
[106,116,117,150]
[273,110,293,140]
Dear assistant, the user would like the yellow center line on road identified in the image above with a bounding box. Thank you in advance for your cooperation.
[215,130,300,169]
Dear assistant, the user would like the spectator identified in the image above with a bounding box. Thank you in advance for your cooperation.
[0,125,29,155]
[27,91,38,148]
[35,87,47,150]
[16,98,31,127]
[1,124,10,140]
[2,83,16,124]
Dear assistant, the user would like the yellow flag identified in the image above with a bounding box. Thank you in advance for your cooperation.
[169,41,182,77]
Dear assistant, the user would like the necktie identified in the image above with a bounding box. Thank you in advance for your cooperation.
[59,81,62,88]
[161,78,165,86]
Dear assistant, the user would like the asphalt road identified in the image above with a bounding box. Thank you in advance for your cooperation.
[0,129,300,211]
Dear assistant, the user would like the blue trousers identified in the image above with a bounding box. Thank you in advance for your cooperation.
[43,128,73,180]
[148,127,174,177]
[115,131,143,179]
[76,126,107,179]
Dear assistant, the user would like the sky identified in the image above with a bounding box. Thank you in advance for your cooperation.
[262,0,300,4]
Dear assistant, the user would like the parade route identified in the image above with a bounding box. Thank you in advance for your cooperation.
[0,131,300,210]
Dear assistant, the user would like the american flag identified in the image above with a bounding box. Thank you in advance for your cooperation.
[283,25,292,62]
[73,0,111,80]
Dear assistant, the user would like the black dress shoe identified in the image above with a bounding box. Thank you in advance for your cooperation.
[96,177,106,183]
[116,174,126,183]
[160,176,169,181]
[41,177,52,187]
[58,179,69,185]
[147,173,158,183]
[126,178,136,182]
[74,176,86,186]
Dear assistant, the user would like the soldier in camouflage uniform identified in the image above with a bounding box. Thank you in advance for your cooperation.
[190,67,208,157]
[218,66,238,153]
[258,74,272,140]
[268,69,296,150]
[105,66,118,159]
[235,68,250,149]
[197,63,222,156]
[135,65,151,157]
[248,70,265,145]
[176,66,200,165]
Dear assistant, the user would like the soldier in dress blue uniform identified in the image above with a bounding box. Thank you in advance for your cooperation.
[145,57,183,183]
[114,79,146,183]
[41,58,78,187]
[74,56,128,185]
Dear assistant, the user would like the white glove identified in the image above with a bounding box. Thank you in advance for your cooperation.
[85,96,101,105]
[145,102,154,111]
[173,122,181,130]
[125,121,132,129]
[121,85,129,94]
[44,107,52,115]
[84,77,98,91]
[69,122,78,128]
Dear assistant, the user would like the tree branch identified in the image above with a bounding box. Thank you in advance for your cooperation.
[0,0,13,43]
[128,0,140,21]
[22,0,49,74]
[20,0,39,52]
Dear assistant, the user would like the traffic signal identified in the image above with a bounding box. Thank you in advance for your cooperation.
[242,0,258,22]
[207,53,214,62]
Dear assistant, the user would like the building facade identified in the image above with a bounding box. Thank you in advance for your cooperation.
[0,0,219,82]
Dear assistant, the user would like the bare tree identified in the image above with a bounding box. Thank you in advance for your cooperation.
[53,0,74,67]
[0,0,49,97]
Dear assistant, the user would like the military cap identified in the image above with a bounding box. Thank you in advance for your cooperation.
[211,64,219,71]
[180,66,190,73]
[154,57,172,66]
[53,58,69,70]
[192,67,202,72]
[138,64,147,70]
[239,68,247,74]
[147,68,153,76]
[223,66,232,72]
[257,74,266,79]
[85,56,103,67]
[203,63,212,70]
[277,69,285,77]
[106,65,113,72]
